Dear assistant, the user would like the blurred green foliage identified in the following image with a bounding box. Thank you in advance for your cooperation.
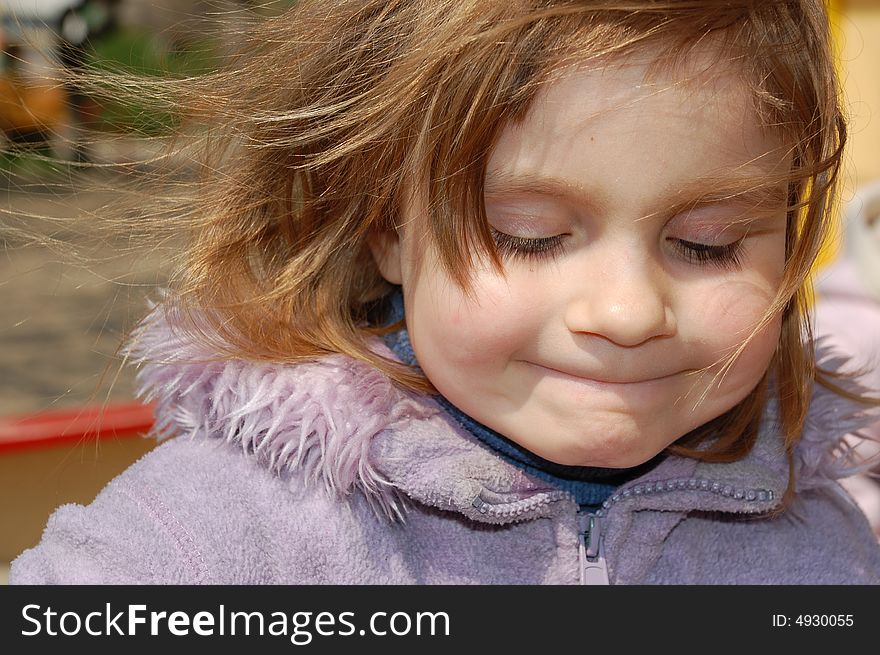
[86,29,221,136]
[0,147,66,185]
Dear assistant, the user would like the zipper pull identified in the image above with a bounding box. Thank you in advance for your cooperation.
[578,513,610,585]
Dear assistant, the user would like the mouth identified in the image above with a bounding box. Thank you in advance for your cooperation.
[523,361,682,387]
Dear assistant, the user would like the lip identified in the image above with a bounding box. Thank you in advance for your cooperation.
[524,361,681,386]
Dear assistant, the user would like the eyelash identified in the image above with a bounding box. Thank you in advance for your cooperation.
[490,229,565,262]
[490,229,745,269]
[671,238,745,269]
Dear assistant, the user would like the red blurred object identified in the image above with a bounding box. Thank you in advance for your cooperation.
[0,402,156,454]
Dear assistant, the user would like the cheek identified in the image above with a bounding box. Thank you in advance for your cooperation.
[407,268,545,367]
[687,278,782,392]
[687,231,784,344]
[690,279,778,349]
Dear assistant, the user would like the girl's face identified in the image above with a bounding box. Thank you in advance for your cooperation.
[372,57,788,467]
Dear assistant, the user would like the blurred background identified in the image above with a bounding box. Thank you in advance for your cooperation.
[0,0,296,582]
[0,0,879,582]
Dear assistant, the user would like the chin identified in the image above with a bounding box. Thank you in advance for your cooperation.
[519,429,661,470]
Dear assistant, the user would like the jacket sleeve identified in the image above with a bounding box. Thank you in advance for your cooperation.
[9,434,400,585]
[9,441,216,584]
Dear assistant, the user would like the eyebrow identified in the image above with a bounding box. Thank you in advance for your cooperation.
[483,170,789,221]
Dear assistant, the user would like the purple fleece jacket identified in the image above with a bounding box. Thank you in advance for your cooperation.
[9,308,880,584]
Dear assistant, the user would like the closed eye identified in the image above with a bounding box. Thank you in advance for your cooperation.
[490,228,566,262]
[671,238,745,269]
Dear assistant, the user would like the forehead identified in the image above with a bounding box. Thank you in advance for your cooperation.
[486,52,788,211]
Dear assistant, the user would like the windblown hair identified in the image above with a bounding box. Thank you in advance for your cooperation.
[118,0,849,473]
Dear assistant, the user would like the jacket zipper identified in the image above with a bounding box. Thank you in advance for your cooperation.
[471,489,570,519]
[575,476,776,585]
[578,511,609,585]
[473,476,776,585]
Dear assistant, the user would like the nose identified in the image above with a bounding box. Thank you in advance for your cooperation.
[564,253,675,347]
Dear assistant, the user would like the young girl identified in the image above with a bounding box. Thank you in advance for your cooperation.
[10,0,880,584]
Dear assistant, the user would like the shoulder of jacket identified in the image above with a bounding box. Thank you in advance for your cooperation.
[644,483,880,583]
[761,485,880,583]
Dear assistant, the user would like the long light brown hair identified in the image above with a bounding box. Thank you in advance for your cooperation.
[112,1,853,480]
